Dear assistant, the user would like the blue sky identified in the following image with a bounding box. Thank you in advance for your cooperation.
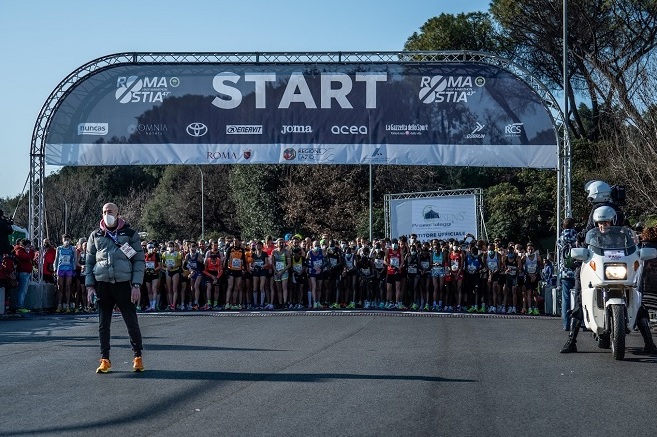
[0,0,490,200]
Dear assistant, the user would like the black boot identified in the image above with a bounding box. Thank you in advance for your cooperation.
[560,318,581,353]
[637,318,657,354]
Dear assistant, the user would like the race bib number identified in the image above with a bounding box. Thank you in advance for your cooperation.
[361,268,371,276]
[330,258,338,267]
[293,264,303,274]
[120,243,137,259]
[254,260,264,268]
[467,265,477,274]
[166,259,175,267]
[313,260,322,269]
[604,250,624,261]
[231,258,242,269]
[487,261,498,271]
[390,257,400,268]
[421,261,430,270]
[451,262,459,272]
[432,266,444,276]
[374,259,384,269]
[526,265,537,274]
[60,255,71,265]
[276,261,285,271]
[145,261,155,269]
[408,266,417,274]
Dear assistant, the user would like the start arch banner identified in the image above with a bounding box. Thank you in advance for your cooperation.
[45,63,558,168]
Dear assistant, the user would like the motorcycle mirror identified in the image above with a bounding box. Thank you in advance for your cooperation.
[639,247,657,261]
[570,247,590,261]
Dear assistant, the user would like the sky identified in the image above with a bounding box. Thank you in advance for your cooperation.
[0,0,490,200]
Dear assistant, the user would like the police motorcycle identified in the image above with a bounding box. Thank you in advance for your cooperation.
[570,217,657,360]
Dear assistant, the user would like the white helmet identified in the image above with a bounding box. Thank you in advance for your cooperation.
[592,205,616,224]
[585,180,612,203]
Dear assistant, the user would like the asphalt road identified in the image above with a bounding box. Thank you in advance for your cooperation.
[1,311,656,436]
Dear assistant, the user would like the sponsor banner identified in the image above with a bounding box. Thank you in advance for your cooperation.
[389,195,477,240]
[45,63,558,168]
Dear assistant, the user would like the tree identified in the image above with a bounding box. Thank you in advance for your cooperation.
[490,0,657,141]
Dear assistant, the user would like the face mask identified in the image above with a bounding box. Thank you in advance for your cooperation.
[392,244,399,250]
[104,214,116,227]
[313,246,320,252]
[488,250,495,256]
[148,248,154,253]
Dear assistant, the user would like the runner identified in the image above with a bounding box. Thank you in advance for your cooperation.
[184,241,205,310]
[431,240,447,311]
[307,241,324,309]
[465,245,485,313]
[290,246,306,309]
[418,241,432,311]
[54,234,77,313]
[522,242,543,315]
[161,241,182,311]
[448,242,464,312]
[203,241,223,310]
[224,237,247,310]
[385,238,405,310]
[504,244,522,314]
[406,242,421,310]
[342,243,358,309]
[358,245,375,309]
[484,242,502,313]
[143,241,161,312]
[326,240,343,309]
[271,238,291,309]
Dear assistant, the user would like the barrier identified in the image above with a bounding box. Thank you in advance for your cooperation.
[8,283,56,310]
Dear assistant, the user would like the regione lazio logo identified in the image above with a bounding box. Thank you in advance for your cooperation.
[243,149,253,160]
[186,122,208,137]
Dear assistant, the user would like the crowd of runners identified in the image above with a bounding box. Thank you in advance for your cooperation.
[43,232,555,315]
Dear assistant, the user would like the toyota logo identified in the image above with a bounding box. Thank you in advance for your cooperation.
[186,122,208,137]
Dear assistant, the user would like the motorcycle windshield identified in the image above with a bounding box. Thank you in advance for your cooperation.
[585,226,638,256]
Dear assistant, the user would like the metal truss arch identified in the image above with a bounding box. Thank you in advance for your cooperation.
[29,50,569,281]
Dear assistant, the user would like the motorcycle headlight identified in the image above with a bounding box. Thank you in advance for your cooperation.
[604,263,627,280]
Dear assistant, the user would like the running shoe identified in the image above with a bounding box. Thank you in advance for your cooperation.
[65,307,72,314]
[347,302,356,309]
[467,306,477,313]
[224,303,231,310]
[201,304,210,311]
[96,358,111,374]
[488,306,496,314]
[433,305,440,312]
[532,308,540,316]
[398,304,408,311]
[330,303,340,309]
[213,304,222,310]
[136,305,142,312]
[192,304,199,311]
[411,303,419,311]
[500,306,506,314]
[16,308,30,314]
[379,302,386,310]
[424,304,430,312]
[364,301,370,309]
[132,356,144,372]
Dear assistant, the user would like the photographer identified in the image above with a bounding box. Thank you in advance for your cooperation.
[0,210,14,257]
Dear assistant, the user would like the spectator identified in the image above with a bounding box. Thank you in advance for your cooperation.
[41,238,56,284]
[13,239,35,314]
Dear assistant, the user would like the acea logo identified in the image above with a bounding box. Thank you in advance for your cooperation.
[115,76,179,104]
[186,122,208,137]
[418,75,485,104]
[77,123,108,136]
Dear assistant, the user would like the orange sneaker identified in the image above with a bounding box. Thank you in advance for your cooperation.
[132,356,144,372]
[96,358,111,373]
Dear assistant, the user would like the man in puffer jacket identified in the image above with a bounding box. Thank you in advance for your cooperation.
[86,203,145,373]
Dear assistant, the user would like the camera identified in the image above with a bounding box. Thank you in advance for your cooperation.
[611,185,626,205]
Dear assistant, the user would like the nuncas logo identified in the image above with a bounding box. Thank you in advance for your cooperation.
[77,123,108,135]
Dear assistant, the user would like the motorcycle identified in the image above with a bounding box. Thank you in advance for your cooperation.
[571,226,657,360]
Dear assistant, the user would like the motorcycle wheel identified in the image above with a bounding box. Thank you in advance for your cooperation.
[610,304,626,361]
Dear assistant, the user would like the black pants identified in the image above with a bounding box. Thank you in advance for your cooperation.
[97,281,143,359]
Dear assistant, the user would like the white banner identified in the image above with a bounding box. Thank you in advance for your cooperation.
[389,195,477,240]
